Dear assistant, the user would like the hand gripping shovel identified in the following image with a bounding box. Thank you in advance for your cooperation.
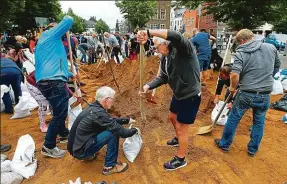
[197,92,233,135]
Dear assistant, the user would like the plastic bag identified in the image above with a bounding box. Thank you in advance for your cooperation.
[1,160,12,173]
[9,87,15,105]
[11,96,31,119]
[68,96,82,130]
[1,172,23,184]
[10,134,37,179]
[123,125,142,163]
[211,101,229,126]
[281,78,287,91]
[1,154,8,163]
[271,79,284,95]
[69,177,82,184]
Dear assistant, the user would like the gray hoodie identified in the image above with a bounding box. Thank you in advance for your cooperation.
[233,40,281,92]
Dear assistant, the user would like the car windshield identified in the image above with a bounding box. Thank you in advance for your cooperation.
[275,34,287,42]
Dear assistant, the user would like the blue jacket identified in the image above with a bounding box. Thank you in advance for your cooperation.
[192,32,211,61]
[35,16,74,83]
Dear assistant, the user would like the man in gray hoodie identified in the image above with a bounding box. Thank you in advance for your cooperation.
[214,29,281,157]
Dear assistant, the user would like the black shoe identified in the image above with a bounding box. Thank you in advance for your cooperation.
[79,82,86,87]
[214,139,229,152]
[0,144,11,152]
[247,151,255,157]
[167,137,179,147]
[164,156,187,171]
[81,153,98,162]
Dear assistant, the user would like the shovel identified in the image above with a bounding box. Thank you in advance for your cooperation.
[197,92,233,135]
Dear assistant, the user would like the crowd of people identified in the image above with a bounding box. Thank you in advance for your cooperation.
[0,14,282,176]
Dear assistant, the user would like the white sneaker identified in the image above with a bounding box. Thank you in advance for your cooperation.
[41,146,66,158]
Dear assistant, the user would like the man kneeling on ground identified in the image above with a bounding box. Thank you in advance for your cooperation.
[67,86,139,175]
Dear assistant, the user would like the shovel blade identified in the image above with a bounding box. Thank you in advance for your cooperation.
[197,125,214,135]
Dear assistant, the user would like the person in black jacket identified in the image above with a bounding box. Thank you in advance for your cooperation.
[68,86,139,175]
[138,29,201,171]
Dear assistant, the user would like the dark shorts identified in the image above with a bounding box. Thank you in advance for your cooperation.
[169,94,201,124]
[198,59,210,72]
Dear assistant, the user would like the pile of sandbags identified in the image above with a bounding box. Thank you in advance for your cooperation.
[1,156,23,184]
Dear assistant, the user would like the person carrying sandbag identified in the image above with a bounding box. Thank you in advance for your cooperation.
[68,86,139,175]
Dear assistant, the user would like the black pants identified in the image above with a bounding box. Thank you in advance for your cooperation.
[111,47,121,64]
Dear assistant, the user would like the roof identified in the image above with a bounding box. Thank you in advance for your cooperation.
[174,8,186,18]
[85,20,96,28]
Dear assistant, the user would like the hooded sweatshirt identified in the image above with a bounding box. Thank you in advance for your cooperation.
[232,40,281,92]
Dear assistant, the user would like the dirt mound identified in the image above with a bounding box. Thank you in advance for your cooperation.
[1,57,287,184]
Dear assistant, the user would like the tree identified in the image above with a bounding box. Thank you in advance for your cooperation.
[272,1,287,34]
[58,8,86,33]
[176,0,286,30]
[89,16,97,22]
[115,19,120,32]
[16,0,61,33]
[115,0,157,28]
[95,19,110,34]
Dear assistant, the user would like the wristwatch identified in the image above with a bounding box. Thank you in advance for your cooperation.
[147,29,151,38]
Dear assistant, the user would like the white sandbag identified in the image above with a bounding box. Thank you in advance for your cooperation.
[1,160,12,173]
[123,125,142,163]
[271,79,284,95]
[211,101,229,126]
[1,172,23,184]
[23,61,35,75]
[68,96,82,130]
[23,49,35,65]
[11,96,31,119]
[21,82,39,111]
[9,87,15,105]
[10,134,37,179]
[69,177,82,184]
[1,85,10,112]
[281,78,287,91]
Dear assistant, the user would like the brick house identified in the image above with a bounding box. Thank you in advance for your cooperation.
[182,9,198,33]
[198,3,217,34]
[146,1,171,30]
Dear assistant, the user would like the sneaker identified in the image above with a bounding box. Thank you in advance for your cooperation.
[41,146,66,158]
[164,156,187,171]
[167,137,179,147]
[214,139,229,152]
[59,136,68,144]
[102,162,129,175]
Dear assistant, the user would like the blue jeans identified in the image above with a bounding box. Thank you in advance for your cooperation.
[219,90,270,154]
[37,80,69,149]
[81,131,119,167]
[0,73,22,113]
[78,47,87,63]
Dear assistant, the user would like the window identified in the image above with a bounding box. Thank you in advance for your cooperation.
[151,24,159,29]
[160,9,166,20]
[160,24,165,29]
[191,18,194,26]
[153,9,158,19]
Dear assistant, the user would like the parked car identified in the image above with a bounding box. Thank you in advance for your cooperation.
[264,34,287,50]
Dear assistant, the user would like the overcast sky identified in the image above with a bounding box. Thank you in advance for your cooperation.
[60,1,122,28]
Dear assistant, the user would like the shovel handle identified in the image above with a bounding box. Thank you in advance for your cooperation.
[212,93,232,127]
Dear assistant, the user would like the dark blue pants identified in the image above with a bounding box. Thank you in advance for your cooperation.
[37,80,69,149]
[80,131,119,167]
[78,47,87,63]
[0,74,22,113]
[219,91,270,154]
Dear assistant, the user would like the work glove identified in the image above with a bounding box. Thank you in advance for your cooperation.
[129,118,136,124]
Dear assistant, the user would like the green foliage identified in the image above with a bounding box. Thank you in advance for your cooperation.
[57,8,86,33]
[176,0,287,31]
[115,0,157,28]
[89,16,97,22]
[95,19,110,34]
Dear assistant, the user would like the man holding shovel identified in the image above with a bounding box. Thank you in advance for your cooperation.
[138,29,201,170]
[214,29,281,157]
[35,15,75,158]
